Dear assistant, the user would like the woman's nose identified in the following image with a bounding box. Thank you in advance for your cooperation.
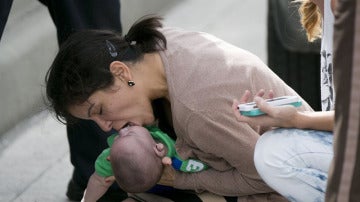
[92,117,112,132]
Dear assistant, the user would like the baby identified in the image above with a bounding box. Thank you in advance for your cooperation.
[81,125,208,202]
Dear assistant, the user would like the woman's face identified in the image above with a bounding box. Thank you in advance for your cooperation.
[68,78,155,132]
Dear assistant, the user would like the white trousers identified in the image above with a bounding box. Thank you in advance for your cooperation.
[254,128,333,202]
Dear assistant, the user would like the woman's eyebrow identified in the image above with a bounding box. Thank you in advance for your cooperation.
[87,103,95,117]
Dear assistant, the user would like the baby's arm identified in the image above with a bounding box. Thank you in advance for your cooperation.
[81,172,115,202]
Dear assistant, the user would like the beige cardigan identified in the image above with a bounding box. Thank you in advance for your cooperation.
[159,27,312,201]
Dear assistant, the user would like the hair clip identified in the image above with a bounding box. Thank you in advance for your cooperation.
[105,40,118,58]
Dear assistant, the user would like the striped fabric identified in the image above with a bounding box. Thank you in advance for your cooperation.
[326,0,360,201]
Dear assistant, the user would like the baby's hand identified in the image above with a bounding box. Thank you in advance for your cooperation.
[162,156,172,165]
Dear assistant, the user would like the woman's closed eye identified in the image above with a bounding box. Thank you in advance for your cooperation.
[87,102,106,118]
[97,105,114,118]
[98,106,111,118]
[90,105,104,117]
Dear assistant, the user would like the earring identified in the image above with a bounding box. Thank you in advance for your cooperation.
[127,80,135,87]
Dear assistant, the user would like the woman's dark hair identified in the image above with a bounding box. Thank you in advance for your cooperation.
[45,15,167,123]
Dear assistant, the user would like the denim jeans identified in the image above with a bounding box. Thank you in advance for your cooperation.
[254,128,333,202]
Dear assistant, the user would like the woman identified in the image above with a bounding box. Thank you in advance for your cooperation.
[46,16,312,201]
[232,0,336,201]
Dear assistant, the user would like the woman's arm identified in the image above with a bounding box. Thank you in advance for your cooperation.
[167,109,281,196]
[232,91,334,131]
[158,159,275,196]
[294,110,334,131]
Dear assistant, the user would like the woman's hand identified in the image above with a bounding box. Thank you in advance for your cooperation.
[157,157,175,186]
[232,90,300,128]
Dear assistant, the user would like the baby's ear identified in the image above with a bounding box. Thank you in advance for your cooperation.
[154,143,167,157]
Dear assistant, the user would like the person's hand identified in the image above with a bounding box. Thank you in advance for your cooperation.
[162,156,172,165]
[232,90,300,128]
[238,89,274,103]
[157,158,175,186]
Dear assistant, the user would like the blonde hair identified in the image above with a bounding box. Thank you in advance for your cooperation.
[295,0,322,42]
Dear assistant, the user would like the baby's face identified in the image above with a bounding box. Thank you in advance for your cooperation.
[113,126,156,153]
[116,126,166,158]
[118,126,153,141]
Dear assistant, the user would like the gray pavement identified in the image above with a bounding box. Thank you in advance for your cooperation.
[0,0,267,201]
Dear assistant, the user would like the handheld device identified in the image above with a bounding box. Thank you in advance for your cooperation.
[238,95,302,116]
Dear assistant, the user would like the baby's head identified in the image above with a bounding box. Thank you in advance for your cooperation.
[110,126,166,193]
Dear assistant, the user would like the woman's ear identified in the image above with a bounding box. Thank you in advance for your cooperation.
[109,61,132,81]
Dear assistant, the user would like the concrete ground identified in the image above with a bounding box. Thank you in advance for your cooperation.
[0,0,267,201]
